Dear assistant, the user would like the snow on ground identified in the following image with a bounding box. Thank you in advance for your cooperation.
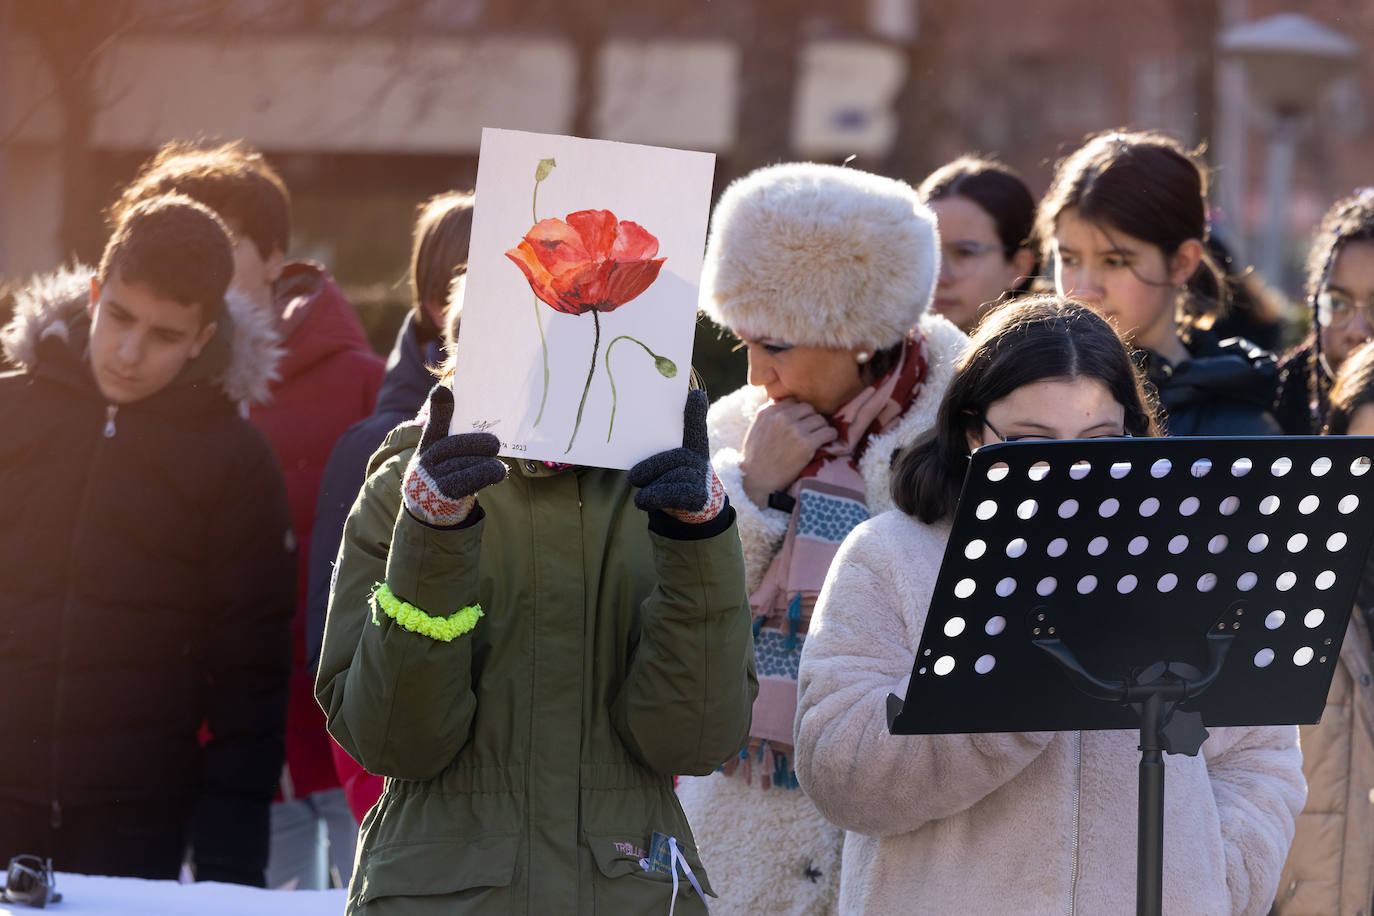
[0,872,346,915]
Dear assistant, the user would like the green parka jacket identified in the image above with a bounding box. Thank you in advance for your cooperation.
[316,422,757,914]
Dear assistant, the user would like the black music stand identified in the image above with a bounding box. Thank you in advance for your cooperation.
[886,437,1374,916]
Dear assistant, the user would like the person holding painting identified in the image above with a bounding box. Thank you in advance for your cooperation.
[315,365,757,912]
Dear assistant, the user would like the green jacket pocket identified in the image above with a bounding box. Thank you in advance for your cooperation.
[586,831,714,898]
[356,833,519,905]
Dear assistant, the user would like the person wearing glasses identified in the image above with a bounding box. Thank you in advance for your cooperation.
[676,161,967,914]
[794,296,1305,914]
[918,155,1039,335]
[1040,130,1282,437]
[1275,189,1374,435]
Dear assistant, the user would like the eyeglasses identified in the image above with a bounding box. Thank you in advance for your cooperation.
[1316,291,1374,329]
[942,241,1004,274]
[982,416,1132,443]
[3,855,60,908]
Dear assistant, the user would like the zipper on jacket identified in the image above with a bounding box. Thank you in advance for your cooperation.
[1067,731,1082,916]
[49,414,110,836]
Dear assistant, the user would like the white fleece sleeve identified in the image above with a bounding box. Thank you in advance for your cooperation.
[1200,724,1306,916]
[794,520,1054,838]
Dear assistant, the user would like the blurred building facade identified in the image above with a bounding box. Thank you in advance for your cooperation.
[3,0,1373,295]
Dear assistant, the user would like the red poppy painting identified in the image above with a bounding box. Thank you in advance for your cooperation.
[449,131,713,471]
[506,210,666,315]
[505,158,676,453]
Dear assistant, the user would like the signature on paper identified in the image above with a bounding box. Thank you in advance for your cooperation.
[472,419,500,432]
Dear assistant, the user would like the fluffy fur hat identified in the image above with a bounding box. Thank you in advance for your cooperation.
[699,162,939,351]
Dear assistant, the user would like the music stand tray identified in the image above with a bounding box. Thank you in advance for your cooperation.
[886,437,1374,915]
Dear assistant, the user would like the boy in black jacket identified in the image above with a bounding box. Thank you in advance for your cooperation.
[0,195,294,886]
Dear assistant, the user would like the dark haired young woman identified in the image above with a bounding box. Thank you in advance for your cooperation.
[794,296,1304,914]
[1039,130,1282,436]
[1273,339,1374,913]
[918,155,1038,334]
[1274,189,1374,435]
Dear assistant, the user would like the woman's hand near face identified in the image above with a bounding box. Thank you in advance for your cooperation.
[739,399,838,507]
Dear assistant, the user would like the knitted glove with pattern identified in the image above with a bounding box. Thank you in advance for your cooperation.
[628,389,725,523]
[402,386,507,527]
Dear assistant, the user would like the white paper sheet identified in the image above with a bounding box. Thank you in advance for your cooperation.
[450,128,715,469]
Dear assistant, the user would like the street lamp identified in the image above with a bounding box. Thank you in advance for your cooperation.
[1218,13,1359,290]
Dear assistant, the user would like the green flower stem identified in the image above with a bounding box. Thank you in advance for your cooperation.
[604,335,677,442]
[532,296,549,426]
[566,310,602,455]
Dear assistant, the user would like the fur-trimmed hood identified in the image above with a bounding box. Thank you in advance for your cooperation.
[1,265,282,405]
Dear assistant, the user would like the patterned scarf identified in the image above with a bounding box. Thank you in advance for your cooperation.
[724,331,929,789]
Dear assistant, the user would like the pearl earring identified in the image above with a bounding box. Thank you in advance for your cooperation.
[856,350,871,364]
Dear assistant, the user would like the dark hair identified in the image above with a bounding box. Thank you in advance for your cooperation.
[890,294,1161,522]
[1326,340,1374,435]
[1037,130,1220,326]
[412,190,475,316]
[1194,234,1284,342]
[864,339,905,384]
[1302,190,1374,429]
[98,194,234,324]
[919,154,1038,292]
[111,140,290,260]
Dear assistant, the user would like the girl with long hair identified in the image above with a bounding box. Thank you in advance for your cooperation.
[1039,130,1281,436]
[1274,189,1374,434]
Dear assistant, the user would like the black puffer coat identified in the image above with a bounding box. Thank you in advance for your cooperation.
[1140,330,1283,436]
[0,268,294,885]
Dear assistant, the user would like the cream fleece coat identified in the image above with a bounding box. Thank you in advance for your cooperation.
[677,312,967,915]
[795,509,1307,916]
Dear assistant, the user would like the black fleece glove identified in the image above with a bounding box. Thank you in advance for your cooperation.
[628,389,725,522]
[402,386,507,526]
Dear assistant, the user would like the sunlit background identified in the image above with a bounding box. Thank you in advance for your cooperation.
[4,0,1373,394]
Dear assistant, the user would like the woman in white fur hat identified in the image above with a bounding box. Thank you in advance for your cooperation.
[677,162,967,914]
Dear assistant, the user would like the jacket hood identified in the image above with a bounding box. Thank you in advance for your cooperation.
[273,261,376,382]
[375,311,443,417]
[1,265,283,405]
[1145,331,1279,412]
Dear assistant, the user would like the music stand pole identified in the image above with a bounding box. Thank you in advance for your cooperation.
[1036,631,1227,916]
[1138,691,1165,916]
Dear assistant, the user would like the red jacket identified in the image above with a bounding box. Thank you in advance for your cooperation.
[249,261,384,801]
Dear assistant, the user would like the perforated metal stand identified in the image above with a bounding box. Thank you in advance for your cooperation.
[886,437,1374,916]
